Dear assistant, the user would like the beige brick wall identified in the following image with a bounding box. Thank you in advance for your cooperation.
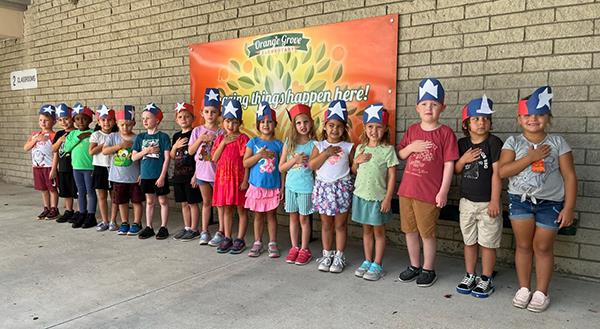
[1,0,599,279]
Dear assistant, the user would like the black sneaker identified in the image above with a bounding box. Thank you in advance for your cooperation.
[155,226,169,240]
[138,226,155,239]
[56,210,74,223]
[172,228,187,240]
[416,269,437,287]
[456,273,477,294]
[68,211,82,224]
[471,275,495,298]
[81,213,97,229]
[398,266,421,282]
[180,230,199,242]
[71,212,87,228]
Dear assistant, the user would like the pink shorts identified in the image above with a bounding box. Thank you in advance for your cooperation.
[33,167,56,192]
[244,185,280,212]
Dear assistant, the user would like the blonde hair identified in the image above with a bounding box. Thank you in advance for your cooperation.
[287,114,316,152]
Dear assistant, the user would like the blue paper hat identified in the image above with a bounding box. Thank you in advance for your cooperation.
[256,101,277,123]
[462,95,494,121]
[116,105,135,121]
[71,102,94,119]
[39,104,56,119]
[363,103,389,125]
[204,88,221,108]
[417,78,445,104]
[55,103,72,118]
[222,98,242,119]
[143,103,163,122]
[518,86,553,116]
[96,104,115,120]
[325,100,348,123]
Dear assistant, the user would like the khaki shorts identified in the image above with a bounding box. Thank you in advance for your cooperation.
[459,198,503,249]
[399,197,440,238]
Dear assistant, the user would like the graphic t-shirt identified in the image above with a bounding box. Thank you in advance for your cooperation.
[314,140,354,183]
[172,130,195,183]
[133,131,172,179]
[189,125,224,182]
[30,130,56,168]
[53,130,73,172]
[105,132,139,184]
[458,135,503,202]
[284,140,316,194]
[246,137,283,189]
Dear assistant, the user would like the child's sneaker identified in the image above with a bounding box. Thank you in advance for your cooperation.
[527,290,550,312]
[96,222,109,232]
[512,287,532,309]
[329,251,346,273]
[199,231,211,245]
[456,273,477,294]
[81,213,97,229]
[117,222,130,235]
[109,222,119,231]
[217,237,233,253]
[295,248,312,266]
[180,230,199,241]
[416,269,437,287]
[56,210,73,223]
[285,246,300,264]
[355,260,372,278]
[172,228,187,240]
[46,207,60,220]
[268,242,280,258]
[229,238,246,254]
[155,226,169,240]
[398,265,421,282]
[471,275,494,298]
[317,250,333,272]
[363,262,384,281]
[248,241,263,257]
[37,207,49,220]
[127,223,141,236]
[69,211,83,224]
[208,231,224,247]
[71,212,86,228]
[138,226,155,239]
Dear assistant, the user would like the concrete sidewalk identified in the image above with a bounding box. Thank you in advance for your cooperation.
[1,183,598,329]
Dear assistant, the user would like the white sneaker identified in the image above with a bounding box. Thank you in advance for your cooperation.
[208,231,224,247]
[108,222,119,231]
[317,250,333,272]
[527,290,550,312]
[329,251,346,273]
[512,287,532,309]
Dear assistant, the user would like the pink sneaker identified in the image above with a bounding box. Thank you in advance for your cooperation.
[527,290,550,312]
[285,246,300,264]
[295,248,312,266]
[512,287,532,309]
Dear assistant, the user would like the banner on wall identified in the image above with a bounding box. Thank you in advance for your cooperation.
[189,14,398,142]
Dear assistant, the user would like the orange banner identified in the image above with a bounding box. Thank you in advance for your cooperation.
[190,14,398,143]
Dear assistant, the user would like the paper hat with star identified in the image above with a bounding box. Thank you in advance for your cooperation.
[362,103,389,126]
[204,88,221,108]
[55,103,72,118]
[324,100,348,123]
[71,102,94,119]
[256,101,277,123]
[222,98,243,120]
[417,78,445,104]
[39,104,56,119]
[462,95,494,122]
[174,102,194,115]
[287,104,311,120]
[518,86,553,116]
[116,105,135,121]
[143,103,163,122]
[96,104,115,120]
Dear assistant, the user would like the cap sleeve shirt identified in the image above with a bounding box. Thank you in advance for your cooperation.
[284,140,316,194]
[133,131,172,180]
[354,144,399,201]
[30,131,56,168]
[502,134,571,202]
[106,132,139,184]
[397,124,459,204]
[247,137,283,189]
[189,125,224,182]
[315,140,354,183]
[458,134,503,202]
[90,130,112,167]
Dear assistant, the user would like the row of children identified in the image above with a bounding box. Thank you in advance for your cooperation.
[25,78,576,313]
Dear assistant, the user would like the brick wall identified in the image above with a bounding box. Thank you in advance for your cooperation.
[1,0,599,279]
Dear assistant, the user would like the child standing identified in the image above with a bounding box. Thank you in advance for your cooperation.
[211,99,249,254]
[396,78,459,287]
[132,103,172,240]
[24,105,58,220]
[309,100,355,273]
[89,104,119,231]
[455,96,503,297]
[189,88,224,246]
[243,102,284,258]
[102,106,144,236]
[64,103,97,229]
[279,104,316,265]
[499,86,576,312]
[171,102,203,241]
[51,103,77,223]
[351,104,399,281]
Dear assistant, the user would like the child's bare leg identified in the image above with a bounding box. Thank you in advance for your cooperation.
[181,202,191,228]
[334,212,348,251]
[96,189,109,223]
[362,224,374,262]
[532,228,557,294]
[199,184,213,232]
[132,203,142,225]
[158,195,169,227]
[253,212,264,242]
[320,215,334,250]
[299,214,311,250]
[422,237,437,270]
[223,206,232,237]
[237,206,248,240]
[50,190,59,208]
[217,206,224,232]
[118,204,129,223]
[267,209,277,243]
[289,212,300,247]
[189,203,199,231]
[145,194,156,227]
[65,197,74,211]
[405,232,421,268]
[41,190,50,207]
[464,244,478,274]
[110,199,118,222]
[480,246,496,277]
[511,219,535,289]
[374,225,386,265]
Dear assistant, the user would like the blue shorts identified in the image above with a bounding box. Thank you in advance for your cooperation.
[508,193,563,230]
[284,189,313,216]
[195,178,213,187]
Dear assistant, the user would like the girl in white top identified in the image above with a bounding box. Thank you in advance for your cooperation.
[309,100,355,273]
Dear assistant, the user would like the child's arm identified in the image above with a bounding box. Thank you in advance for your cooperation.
[132,145,157,161]
[498,145,551,178]
[50,152,59,180]
[435,161,454,208]
[156,150,170,187]
[89,141,103,155]
[103,137,132,155]
[308,145,341,170]
[348,145,356,168]
[381,166,397,213]
[170,136,188,159]
[212,135,234,162]
[23,133,40,152]
[51,134,66,153]
[488,162,502,218]
[557,152,577,228]
[455,147,480,174]
[398,140,432,160]
[243,146,273,168]
[240,167,249,190]
[189,132,214,155]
